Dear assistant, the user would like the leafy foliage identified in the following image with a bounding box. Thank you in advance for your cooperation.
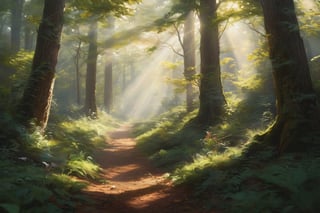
[45,111,119,180]
[134,106,202,168]
[0,51,33,110]
[65,152,101,179]
[0,150,87,213]
[68,0,141,18]
[222,153,320,212]
[134,93,319,212]
[0,110,119,212]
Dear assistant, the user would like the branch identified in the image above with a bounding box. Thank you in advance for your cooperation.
[219,17,230,39]
[173,22,185,53]
[244,21,266,37]
[218,1,235,39]
[163,42,184,57]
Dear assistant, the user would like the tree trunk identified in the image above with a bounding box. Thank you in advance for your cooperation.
[260,0,320,152]
[197,0,226,125]
[11,0,24,52]
[122,65,126,93]
[75,39,82,105]
[183,11,196,112]
[84,21,98,118]
[104,16,114,114]
[17,0,65,131]
[104,61,112,113]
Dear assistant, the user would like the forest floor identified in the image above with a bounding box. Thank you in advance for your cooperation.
[76,124,216,213]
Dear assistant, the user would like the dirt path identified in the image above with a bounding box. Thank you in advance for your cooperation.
[77,124,211,213]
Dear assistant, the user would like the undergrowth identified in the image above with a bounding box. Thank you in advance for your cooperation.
[134,106,203,168]
[134,104,320,212]
[0,147,87,213]
[0,110,119,212]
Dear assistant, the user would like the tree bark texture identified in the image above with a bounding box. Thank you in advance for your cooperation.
[260,0,320,152]
[84,21,98,118]
[197,0,226,125]
[183,11,196,112]
[17,0,65,131]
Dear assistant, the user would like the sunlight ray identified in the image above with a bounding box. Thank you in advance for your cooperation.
[118,34,181,120]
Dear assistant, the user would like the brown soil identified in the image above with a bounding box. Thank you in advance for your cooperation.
[76,124,216,213]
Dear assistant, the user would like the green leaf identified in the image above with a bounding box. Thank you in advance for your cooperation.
[0,204,20,213]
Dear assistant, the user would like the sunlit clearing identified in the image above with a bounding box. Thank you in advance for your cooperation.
[118,35,182,121]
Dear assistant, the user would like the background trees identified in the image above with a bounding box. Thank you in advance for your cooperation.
[3,0,320,136]
[183,11,197,113]
[84,20,98,118]
[104,17,115,113]
[10,0,24,52]
[1,0,320,212]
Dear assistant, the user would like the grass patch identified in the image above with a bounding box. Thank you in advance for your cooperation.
[134,102,320,212]
[134,106,203,169]
[0,150,88,213]
[0,110,120,212]
[65,152,101,180]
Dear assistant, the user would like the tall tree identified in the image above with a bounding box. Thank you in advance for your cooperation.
[183,11,196,112]
[84,20,98,118]
[104,58,112,113]
[17,0,65,131]
[259,0,320,152]
[104,17,114,113]
[197,0,226,125]
[74,38,82,105]
[11,0,24,52]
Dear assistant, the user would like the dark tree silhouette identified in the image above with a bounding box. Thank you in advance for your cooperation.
[84,20,98,118]
[17,0,65,131]
[197,0,226,125]
[260,0,320,152]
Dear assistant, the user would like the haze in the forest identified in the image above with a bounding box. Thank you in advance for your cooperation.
[1,0,320,212]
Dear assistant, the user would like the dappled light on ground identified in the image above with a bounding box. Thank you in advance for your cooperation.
[77,125,208,213]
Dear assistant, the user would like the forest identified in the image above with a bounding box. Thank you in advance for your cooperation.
[0,0,320,212]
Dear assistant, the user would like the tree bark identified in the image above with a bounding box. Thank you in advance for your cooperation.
[197,0,226,125]
[84,20,98,118]
[260,0,320,152]
[183,11,196,112]
[17,0,65,131]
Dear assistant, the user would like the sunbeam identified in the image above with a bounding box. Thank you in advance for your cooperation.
[117,34,181,120]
